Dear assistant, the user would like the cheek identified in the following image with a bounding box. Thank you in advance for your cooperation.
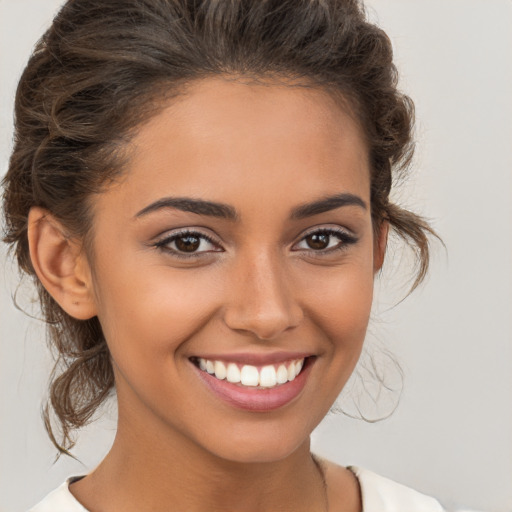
[302,262,375,394]
[96,269,214,343]
[91,264,227,427]
[303,262,374,339]
[92,256,229,381]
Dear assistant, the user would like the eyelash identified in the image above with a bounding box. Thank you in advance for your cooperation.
[153,227,358,259]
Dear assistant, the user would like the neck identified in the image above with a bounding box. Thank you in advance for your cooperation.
[74,412,328,512]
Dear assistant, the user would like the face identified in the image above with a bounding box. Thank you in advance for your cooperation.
[85,77,383,463]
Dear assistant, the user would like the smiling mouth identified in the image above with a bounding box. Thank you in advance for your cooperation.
[190,357,308,389]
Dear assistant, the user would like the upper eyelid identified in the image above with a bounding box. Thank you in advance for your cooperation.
[298,225,354,238]
[154,228,221,244]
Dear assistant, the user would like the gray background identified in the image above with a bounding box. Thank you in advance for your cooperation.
[1,1,511,511]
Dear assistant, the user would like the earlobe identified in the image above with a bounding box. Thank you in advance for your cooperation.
[27,207,97,320]
[373,220,389,273]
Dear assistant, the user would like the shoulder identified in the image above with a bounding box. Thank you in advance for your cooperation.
[319,457,444,512]
[349,466,445,512]
[28,477,88,512]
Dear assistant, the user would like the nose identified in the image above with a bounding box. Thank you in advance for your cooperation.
[222,250,304,340]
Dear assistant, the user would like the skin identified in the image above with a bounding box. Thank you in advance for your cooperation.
[28,77,387,512]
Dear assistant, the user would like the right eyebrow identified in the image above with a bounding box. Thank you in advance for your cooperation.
[135,197,239,220]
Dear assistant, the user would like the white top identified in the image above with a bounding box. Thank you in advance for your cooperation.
[28,467,445,512]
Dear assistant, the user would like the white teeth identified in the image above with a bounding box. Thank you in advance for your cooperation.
[226,363,241,383]
[259,365,277,388]
[196,357,306,388]
[240,365,259,386]
[214,361,227,380]
[276,364,288,384]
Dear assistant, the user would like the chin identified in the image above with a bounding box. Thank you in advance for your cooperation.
[213,439,306,465]
[192,418,315,465]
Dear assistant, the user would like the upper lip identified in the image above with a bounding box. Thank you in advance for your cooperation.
[191,351,313,366]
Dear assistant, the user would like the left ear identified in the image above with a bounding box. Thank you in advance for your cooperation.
[373,220,389,273]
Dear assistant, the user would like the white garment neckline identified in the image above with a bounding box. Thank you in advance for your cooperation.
[29,466,445,512]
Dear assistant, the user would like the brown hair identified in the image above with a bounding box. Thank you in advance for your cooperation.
[2,0,436,454]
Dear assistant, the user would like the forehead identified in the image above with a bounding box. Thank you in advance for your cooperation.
[97,77,370,220]
[156,76,365,145]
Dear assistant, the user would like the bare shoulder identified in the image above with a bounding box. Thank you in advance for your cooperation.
[314,456,362,512]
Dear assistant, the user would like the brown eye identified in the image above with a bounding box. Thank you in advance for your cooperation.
[175,234,201,252]
[305,233,330,250]
[293,227,358,254]
[154,230,222,258]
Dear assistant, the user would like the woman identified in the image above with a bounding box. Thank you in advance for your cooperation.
[2,0,447,510]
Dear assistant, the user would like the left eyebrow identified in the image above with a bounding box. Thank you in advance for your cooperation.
[290,193,367,219]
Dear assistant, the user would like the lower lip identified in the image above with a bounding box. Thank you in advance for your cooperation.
[193,359,313,412]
